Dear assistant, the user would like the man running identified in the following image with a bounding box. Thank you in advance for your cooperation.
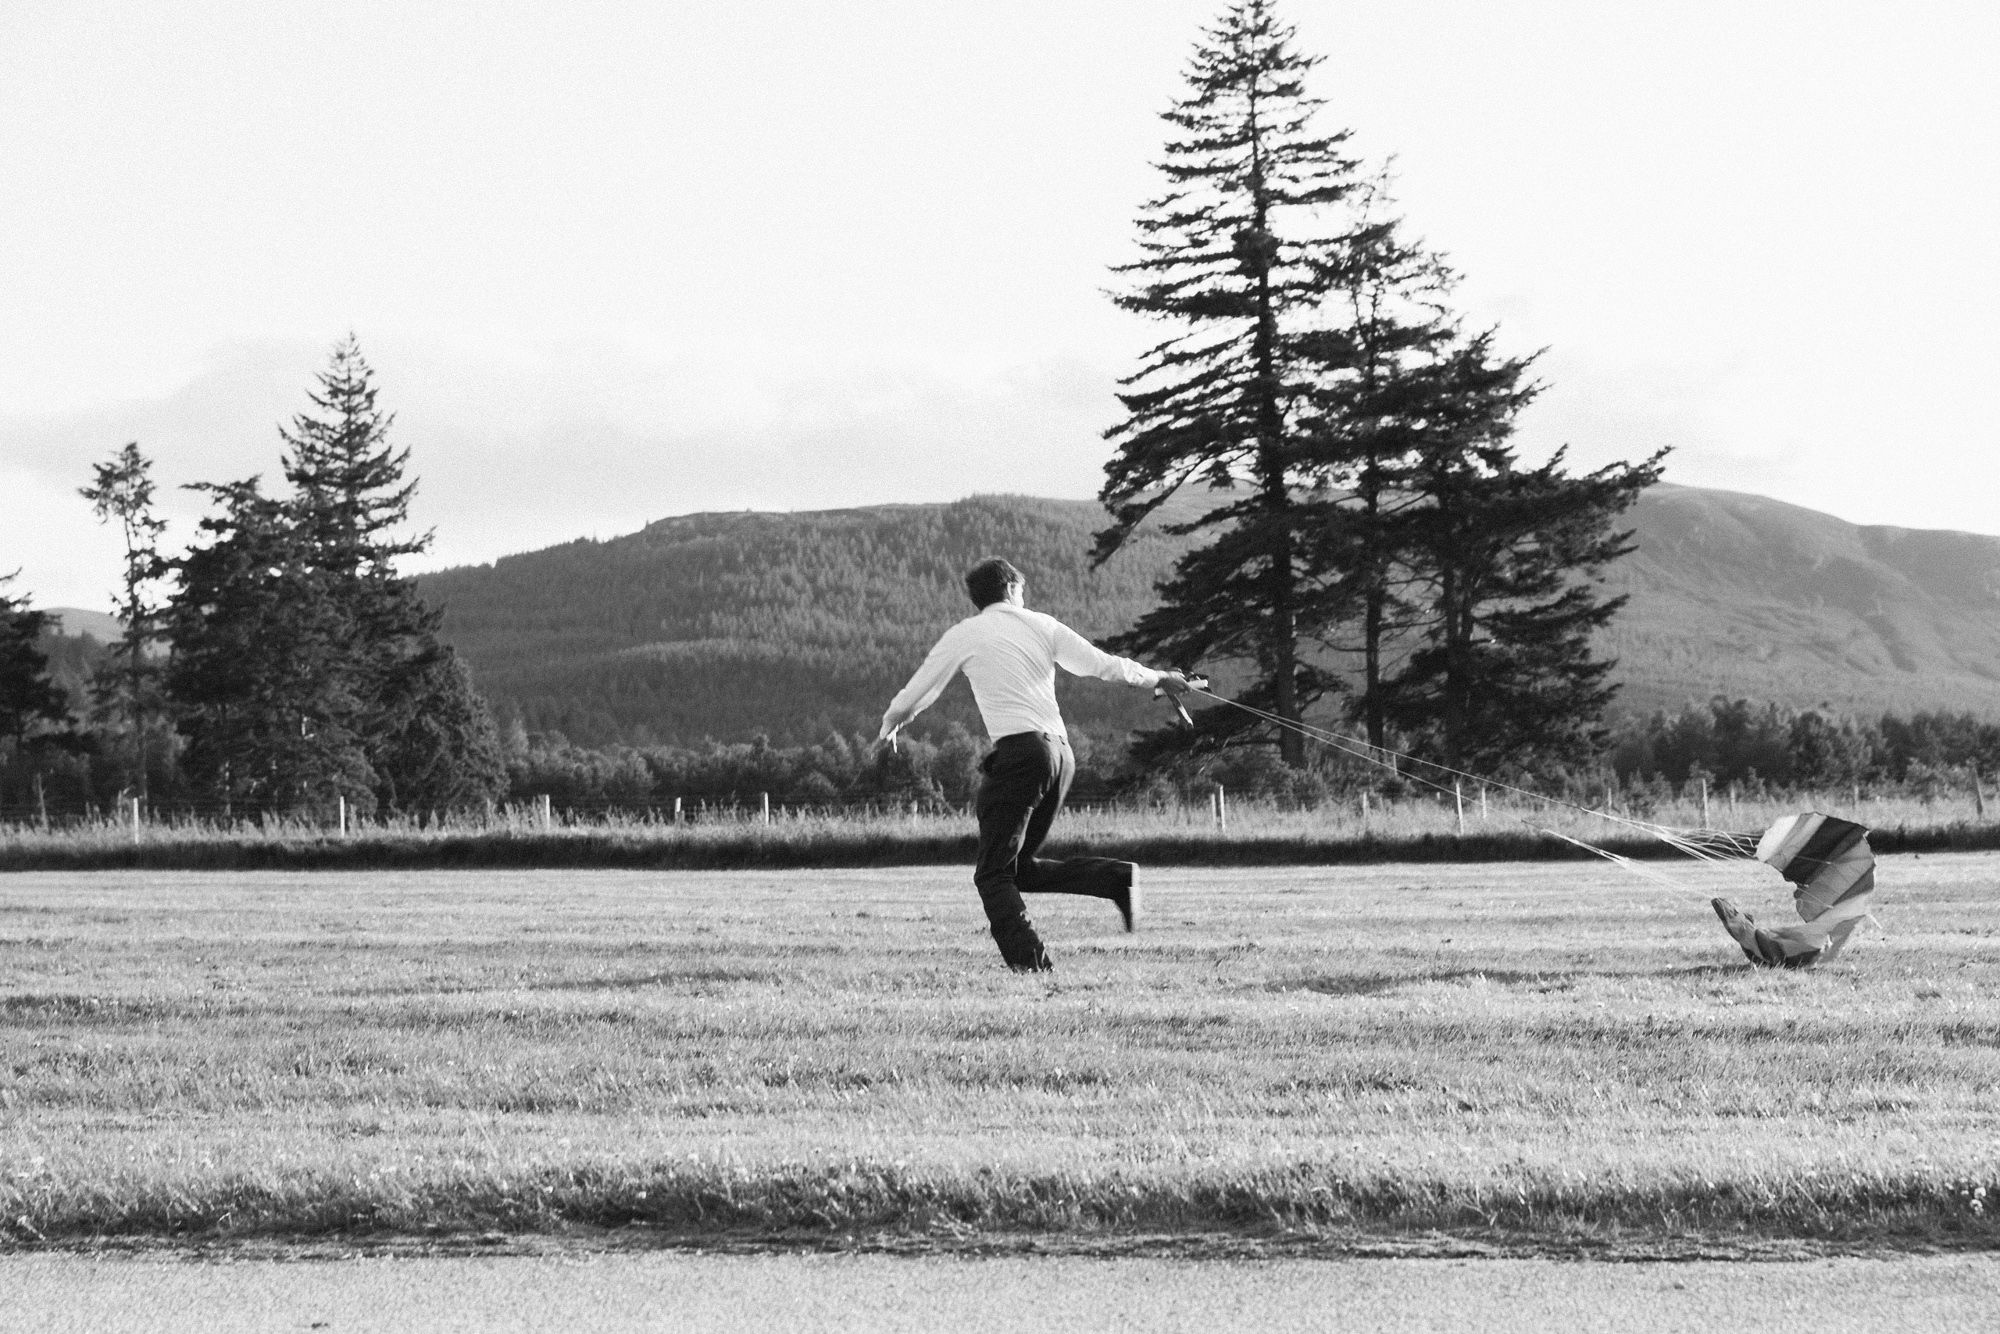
[878,557,1193,972]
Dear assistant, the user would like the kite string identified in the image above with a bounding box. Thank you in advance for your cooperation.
[1532,824,1719,900]
[1181,686,1759,864]
[1167,689,1886,954]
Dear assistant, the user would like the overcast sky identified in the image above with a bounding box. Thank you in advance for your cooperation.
[5,0,1996,611]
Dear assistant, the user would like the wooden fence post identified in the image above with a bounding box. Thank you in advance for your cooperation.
[338,794,348,836]
[673,796,683,824]
[1213,785,1228,832]
[760,791,771,824]
[1454,781,1465,835]
[130,796,142,844]
[537,794,553,831]
[1699,777,1710,830]
[1973,768,1987,820]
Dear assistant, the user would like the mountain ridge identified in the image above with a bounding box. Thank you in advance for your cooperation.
[408,483,2000,747]
[1599,484,2000,717]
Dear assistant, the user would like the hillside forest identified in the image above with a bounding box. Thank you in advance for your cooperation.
[14,591,2000,817]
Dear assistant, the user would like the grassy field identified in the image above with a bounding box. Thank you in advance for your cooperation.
[6,791,1999,871]
[2,856,1997,1257]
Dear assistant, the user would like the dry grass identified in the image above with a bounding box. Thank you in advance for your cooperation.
[1,855,1997,1252]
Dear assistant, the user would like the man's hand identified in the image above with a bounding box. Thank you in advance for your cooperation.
[877,711,909,746]
[1152,671,1204,729]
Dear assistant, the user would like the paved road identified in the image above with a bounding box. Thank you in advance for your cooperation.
[3,1252,1995,1333]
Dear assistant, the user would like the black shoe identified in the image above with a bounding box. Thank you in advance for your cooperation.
[1009,944,1053,974]
[993,916,1053,972]
[1108,862,1139,933]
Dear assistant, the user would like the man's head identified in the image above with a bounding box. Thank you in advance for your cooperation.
[965,557,1025,609]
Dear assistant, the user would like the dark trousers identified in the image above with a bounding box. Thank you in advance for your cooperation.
[973,731,1128,939]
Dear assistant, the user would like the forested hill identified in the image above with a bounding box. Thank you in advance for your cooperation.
[1600,484,2000,719]
[418,485,2000,748]
[417,496,1195,747]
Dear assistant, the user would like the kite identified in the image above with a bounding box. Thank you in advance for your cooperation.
[1710,812,1876,969]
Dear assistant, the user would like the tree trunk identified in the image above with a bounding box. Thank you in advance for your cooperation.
[1245,120,1304,767]
[1360,473,1386,750]
[1264,469,1303,767]
[1363,588,1384,750]
[124,592,148,801]
[1441,564,1467,773]
[1252,268,1303,764]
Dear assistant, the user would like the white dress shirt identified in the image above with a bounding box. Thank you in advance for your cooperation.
[884,602,1162,741]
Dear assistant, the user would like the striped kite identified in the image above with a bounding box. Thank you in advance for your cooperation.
[1711,812,1876,969]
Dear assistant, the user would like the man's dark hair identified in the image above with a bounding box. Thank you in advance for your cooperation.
[965,558,1024,609]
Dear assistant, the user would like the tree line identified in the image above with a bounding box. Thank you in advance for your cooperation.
[463,700,2000,814]
[0,338,505,821]
[1611,698,2000,798]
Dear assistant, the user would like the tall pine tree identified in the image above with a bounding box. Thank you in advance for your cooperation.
[277,337,503,812]
[1291,170,1460,751]
[78,441,168,797]
[1105,2,1666,782]
[281,335,427,577]
[1094,0,1363,767]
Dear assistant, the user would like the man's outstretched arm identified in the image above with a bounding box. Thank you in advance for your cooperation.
[878,629,969,742]
[1050,622,1192,695]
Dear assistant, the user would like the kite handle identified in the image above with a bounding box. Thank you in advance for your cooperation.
[1154,672,1209,729]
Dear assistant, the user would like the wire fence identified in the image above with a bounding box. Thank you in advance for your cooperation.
[0,790,1137,834]
[1,781,1992,844]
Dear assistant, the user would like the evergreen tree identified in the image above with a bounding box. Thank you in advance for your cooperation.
[1103,3,1665,782]
[0,573,76,757]
[276,336,503,813]
[1377,334,1665,774]
[1094,0,1363,766]
[370,653,507,812]
[1292,171,1459,750]
[281,335,427,573]
[162,480,375,815]
[78,441,168,796]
